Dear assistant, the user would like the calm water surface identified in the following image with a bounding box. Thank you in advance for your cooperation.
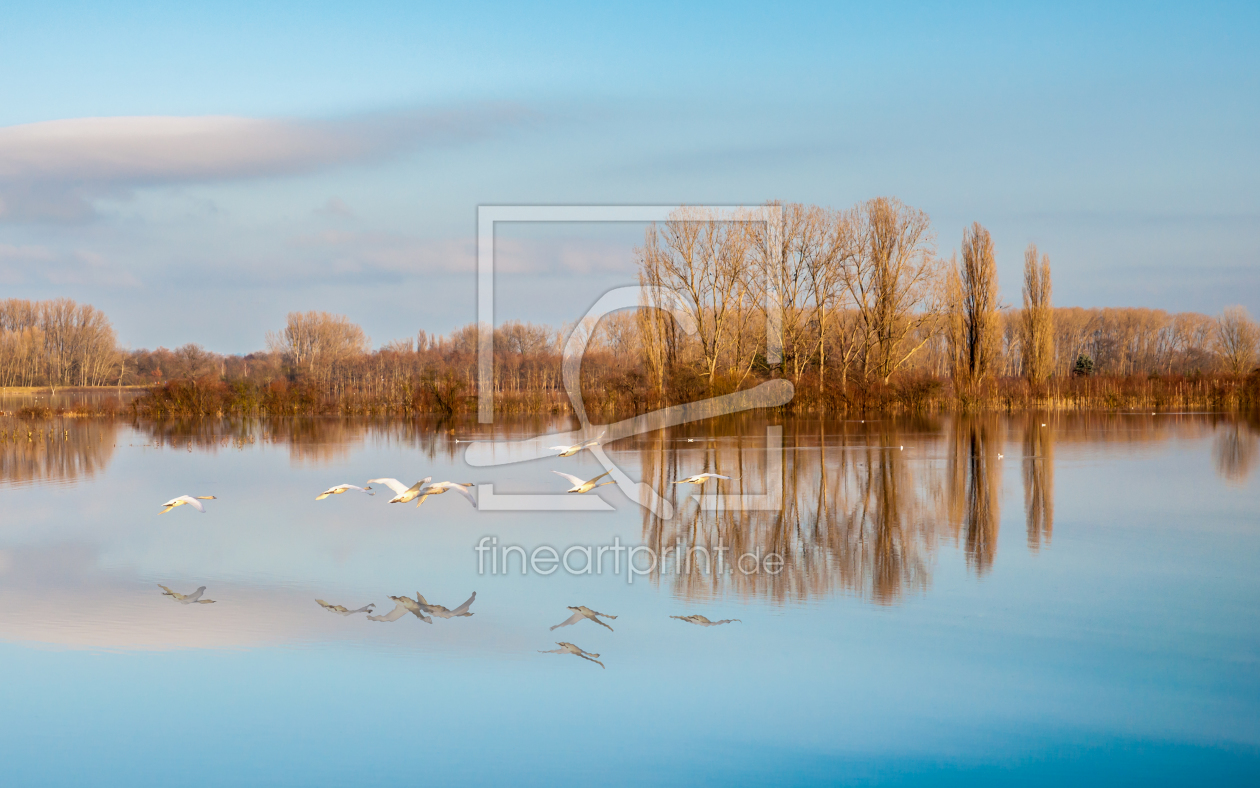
[1,413,1258,786]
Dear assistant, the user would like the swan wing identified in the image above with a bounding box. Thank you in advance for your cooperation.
[449,484,477,506]
[180,496,206,513]
[367,602,408,622]
[550,611,584,630]
[552,471,584,487]
[450,592,476,615]
[367,478,409,496]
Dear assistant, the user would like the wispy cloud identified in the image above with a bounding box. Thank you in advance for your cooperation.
[0,105,527,223]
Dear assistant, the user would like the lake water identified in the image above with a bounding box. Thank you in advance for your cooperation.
[1,413,1258,786]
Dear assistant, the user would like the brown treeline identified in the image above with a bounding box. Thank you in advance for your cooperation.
[4,200,1259,418]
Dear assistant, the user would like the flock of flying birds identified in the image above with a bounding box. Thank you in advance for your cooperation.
[154,431,742,668]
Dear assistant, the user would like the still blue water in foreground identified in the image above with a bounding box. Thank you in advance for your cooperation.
[0,414,1257,786]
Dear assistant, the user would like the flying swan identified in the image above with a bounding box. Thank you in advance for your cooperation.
[550,431,606,457]
[159,495,216,514]
[316,484,374,501]
[367,478,432,504]
[553,470,615,494]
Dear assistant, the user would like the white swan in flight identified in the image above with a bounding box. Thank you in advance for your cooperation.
[553,470,615,494]
[416,591,476,618]
[550,431,605,457]
[366,595,432,623]
[671,614,741,626]
[550,605,617,631]
[315,599,375,616]
[158,584,215,604]
[674,473,734,485]
[413,481,476,508]
[159,495,216,514]
[367,477,432,504]
[315,484,374,501]
[539,641,604,668]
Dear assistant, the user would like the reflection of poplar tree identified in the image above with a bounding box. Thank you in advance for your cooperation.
[1022,416,1054,551]
[946,416,1002,575]
[1214,422,1258,484]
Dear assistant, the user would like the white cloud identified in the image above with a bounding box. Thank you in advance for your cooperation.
[0,106,526,222]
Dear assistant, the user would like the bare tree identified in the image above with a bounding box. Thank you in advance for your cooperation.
[267,311,370,387]
[746,202,840,383]
[1214,306,1259,374]
[639,207,756,389]
[947,223,1001,390]
[1021,244,1054,384]
[844,197,941,382]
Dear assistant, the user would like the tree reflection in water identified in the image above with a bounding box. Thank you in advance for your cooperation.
[1213,419,1258,484]
[947,416,1003,576]
[10,411,1256,607]
[0,417,118,487]
[1023,415,1054,551]
[640,417,942,605]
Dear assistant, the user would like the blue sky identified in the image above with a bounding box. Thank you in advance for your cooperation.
[0,1,1257,352]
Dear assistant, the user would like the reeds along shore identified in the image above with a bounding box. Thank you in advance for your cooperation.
[118,368,1260,419]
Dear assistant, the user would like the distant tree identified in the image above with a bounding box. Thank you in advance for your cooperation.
[1072,354,1094,377]
[1214,306,1260,374]
[267,311,370,386]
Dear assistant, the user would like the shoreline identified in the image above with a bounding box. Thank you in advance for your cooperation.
[2,372,1257,419]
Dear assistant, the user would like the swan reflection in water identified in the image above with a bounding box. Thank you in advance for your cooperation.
[316,599,375,616]
[671,614,740,626]
[367,595,432,623]
[539,642,604,669]
[417,592,476,619]
[550,605,616,631]
[158,584,215,604]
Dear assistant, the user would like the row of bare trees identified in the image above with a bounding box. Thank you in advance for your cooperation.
[639,199,945,395]
[0,299,119,388]
[6,199,1259,411]
[637,200,1258,395]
